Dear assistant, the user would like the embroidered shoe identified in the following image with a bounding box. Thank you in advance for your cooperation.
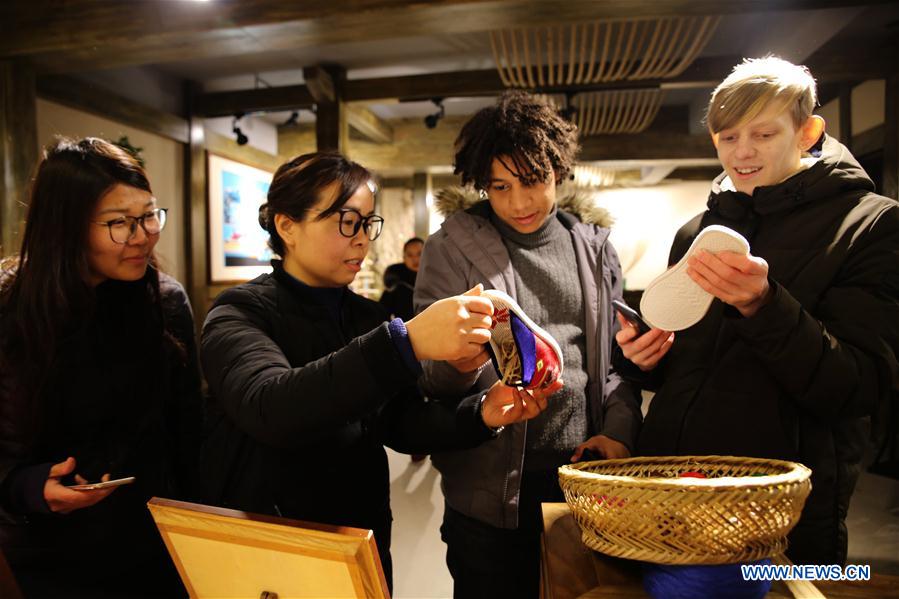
[639,225,750,331]
[482,289,563,390]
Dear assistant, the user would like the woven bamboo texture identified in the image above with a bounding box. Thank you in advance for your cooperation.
[558,455,812,565]
[489,17,720,87]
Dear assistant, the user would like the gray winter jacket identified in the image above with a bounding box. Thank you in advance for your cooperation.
[414,190,641,529]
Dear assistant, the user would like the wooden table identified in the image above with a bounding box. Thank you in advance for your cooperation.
[541,503,899,599]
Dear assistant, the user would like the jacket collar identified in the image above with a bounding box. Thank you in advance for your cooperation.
[270,259,347,309]
[435,186,614,228]
[465,198,606,238]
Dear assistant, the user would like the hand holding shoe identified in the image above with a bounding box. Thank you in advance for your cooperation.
[447,348,491,373]
[406,284,494,362]
[686,250,772,317]
[640,225,750,330]
[480,378,564,428]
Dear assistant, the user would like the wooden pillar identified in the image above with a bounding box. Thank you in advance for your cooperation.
[885,30,899,200]
[304,64,348,152]
[183,81,209,326]
[838,84,852,152]
[412,172,431,239]
[0,60,38,256]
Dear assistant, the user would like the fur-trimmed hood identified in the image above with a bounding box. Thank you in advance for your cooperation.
[434,186,614,228]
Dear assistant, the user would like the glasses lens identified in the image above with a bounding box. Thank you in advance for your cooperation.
[339,211,362,238]
[109,219,132,244]
[366,216,384,241]
[143,209,164,235]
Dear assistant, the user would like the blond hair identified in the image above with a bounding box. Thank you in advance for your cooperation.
[706,56,817,134]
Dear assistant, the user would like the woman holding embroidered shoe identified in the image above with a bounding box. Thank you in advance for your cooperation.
[0,137,202,597]
[199,151,554,592]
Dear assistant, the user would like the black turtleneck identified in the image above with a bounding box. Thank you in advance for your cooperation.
[274,260,347,325]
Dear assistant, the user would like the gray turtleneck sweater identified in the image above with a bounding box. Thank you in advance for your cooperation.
[490,208,589,472]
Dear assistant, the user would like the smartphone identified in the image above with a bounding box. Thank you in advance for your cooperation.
[68,476,135,491]
[611,299,651,335]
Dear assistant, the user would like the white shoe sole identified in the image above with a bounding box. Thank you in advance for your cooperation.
[482,289,564,384]
[639,225,750,331]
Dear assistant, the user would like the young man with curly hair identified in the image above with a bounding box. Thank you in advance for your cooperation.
[414,91,642,598]
[617,57,899,565]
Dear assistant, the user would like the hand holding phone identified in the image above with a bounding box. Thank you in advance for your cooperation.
[612,299,651,335]
[44,457,124,514]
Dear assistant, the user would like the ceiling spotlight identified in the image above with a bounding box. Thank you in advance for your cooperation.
[282,110,300,127]
[232,113,249,146]
[424,97,445,129]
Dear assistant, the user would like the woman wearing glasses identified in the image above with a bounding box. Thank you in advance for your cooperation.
[0,137,201,597]
[200,151,555,591]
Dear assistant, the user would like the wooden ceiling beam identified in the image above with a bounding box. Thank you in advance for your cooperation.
[192,85,315,118]
[343,56,743,101]
[805,35,893,82]
[347,106,394,144]
[191,56,740,118]
[191,37,890,117]
[303,65,338,104]
[6,0,892,72]
[580,131,716,161]
[36,74,189,143]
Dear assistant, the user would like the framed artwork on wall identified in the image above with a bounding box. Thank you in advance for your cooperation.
[207,153,275,283]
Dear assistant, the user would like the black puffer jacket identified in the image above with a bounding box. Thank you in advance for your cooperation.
[199,261,495,577]
[633,136,899,565]
[0,272,202,597]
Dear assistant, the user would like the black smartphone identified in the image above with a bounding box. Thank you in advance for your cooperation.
[611,299,651,335]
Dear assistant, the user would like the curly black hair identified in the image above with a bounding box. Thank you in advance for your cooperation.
[453,91,579,190]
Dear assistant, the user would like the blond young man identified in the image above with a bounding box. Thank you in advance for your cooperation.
[617,57,899,565]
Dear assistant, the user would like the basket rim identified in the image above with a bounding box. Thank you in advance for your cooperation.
[558,454,812,490]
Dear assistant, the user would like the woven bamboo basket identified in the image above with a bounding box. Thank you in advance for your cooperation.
[558,455,812,565]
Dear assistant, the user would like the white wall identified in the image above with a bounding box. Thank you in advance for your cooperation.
[851,79,885,136]
[36,99,187,283]
[594,181,712,290]
[379,187,416,270]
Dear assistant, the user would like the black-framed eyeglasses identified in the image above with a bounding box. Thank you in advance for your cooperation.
[336,208,384,241]
[93,208,168,244]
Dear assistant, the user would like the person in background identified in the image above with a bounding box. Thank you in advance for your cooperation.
[0,137,202,597]
[380,237,424,322]
[617,57,899,565]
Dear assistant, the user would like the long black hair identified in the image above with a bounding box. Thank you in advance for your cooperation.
[0,137,169,438]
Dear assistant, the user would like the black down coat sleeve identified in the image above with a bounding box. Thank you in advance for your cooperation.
[201,285,493,452]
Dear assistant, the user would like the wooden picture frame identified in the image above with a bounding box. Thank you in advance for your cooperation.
[148,498,390,599]
[207,153,275,283]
